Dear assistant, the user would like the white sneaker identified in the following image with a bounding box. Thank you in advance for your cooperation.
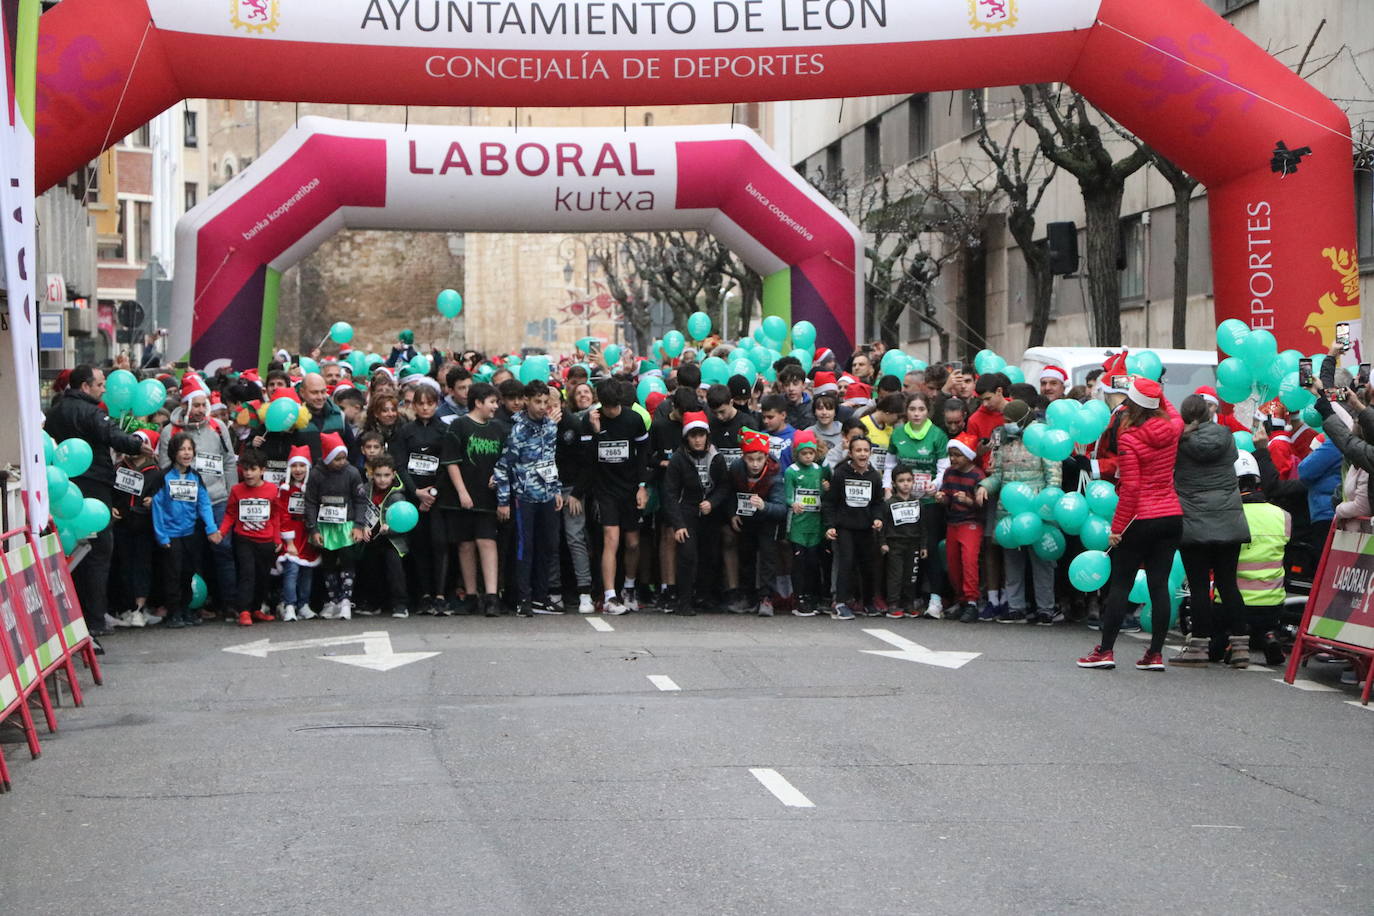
[320,602,339,620]
[107,612,128,629]
[924,595,944,620]
[578,594,595,614]
[603,597,629,616]
[337,600,352,620]
[280,604,298,622]
[297,604,317,620]
[620,589,639,612]
[129,609,149,627]
[142,610,163,625]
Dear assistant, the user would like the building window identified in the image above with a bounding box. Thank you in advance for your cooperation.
[183,110,198,147]
[864,121,881,179]
[184,181,199,212]
[1119,215,1145,301]
[908,94,930,160]
[135,201,152,263]
[131,123,151,147]
[223,157,236,181]
[824,142,841,181]
[643,112,654,126]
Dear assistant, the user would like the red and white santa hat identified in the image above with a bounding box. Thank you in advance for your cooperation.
[1195,385,1220,406]
[286,445,312,468]
[814,347,835,366]
[1098,351,1131,394]
[320,432,347,465]
[1127,377,1162,410]
[843,382,873,407]
[948,433,978,460]
[1039,365,1069,384]
[681,411,709,437]
[812,371,839,395]
[372,366,396,384]
[270,386,301,404]
[209,392,227,413]
[838,372,859,389]
[134,428,159,450]
[180,373,209,403]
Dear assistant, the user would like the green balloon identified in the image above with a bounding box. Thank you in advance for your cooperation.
[1053,492,1090,534]
[1046,398,1080,432]
[134,378,168,416]
[1070,409,1105,445]
[636,376,667,405]
[1039,428,1075,462]
[1036,486,1065,521]
[1128,570,1151,605]
[265,398,300,433]
[1010,511,1044,547]
[999,481,1037,516]
[1216,357,1253,392]
[791,320,816,350]
[436,288,463,318]
[602,344,622,367]
[46,465,69,496]
[77,497,111,536]
[789,349,813,372]
[55,483,84,519]
[1032,525,1067,561]
[1068,550,1112,592]
[1004,366,1025,385]
[189,574,208,610]
[687,311,712,340]
[729,361,757,385]
[329,321,354,344]
[700,356,730,386]
[1239,328,1278,371]
[55,439,94,478]
[735,337,756,351]
[1234,431,1255,453]
[1134,351,1163,381]
[1300,406,1323,428]
[1080,515,1112,551]
[42,431,56,465]
[663,330,686,358]
[762,315,787,343]
[1216,318,1251,356]
[299,356,320,374]
[385,501,419,534]
[59,527,79,555]
[993,516,1019,548]
[1278,372,1316,411]
[407,354,431,376]
[1216,381,1253,405]
[347,350,369,377]
[1023,421,1048,456]
[104,369,138,412]
[1085,480,1118,519]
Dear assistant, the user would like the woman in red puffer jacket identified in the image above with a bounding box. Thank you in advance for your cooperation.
[1078,378,1183,672]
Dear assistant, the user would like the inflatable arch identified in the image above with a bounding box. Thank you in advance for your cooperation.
[38,0,1359,353]
[171,120,863,367]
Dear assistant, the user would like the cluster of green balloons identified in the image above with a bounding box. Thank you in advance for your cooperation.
[104,369,169,418]
[879,348,929,380]
[992,479,1120,568]
[971,349,1026,384]
[1215,318,1317,412]
[43,432,113,551]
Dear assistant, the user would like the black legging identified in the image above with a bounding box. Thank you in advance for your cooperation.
[1100,515,1183,654]
[1180,542,1246,651]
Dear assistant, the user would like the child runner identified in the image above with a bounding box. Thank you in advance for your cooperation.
[494,380,565,618]
[389,384,447,614]
[822,434,884,619]
[889,392,949,617]
[661,411,730,616]
[581,379,650,615]
[727,429,788,616]
[211,447,285,626]
[805,391,844,468]
[276,446,319,621]
[940,434,988,623]
[442,382,508,617]
[784,431,826,616]
[151,432,217,629]
[305,432,368,620]
[880,466,928,618]
[358,454,411,618]
[111,429,163,626]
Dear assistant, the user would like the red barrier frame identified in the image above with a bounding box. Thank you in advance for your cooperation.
[0,530,83,708]
[1284,518,1374,705]
[0,542,52,768]
[27,529,102,692]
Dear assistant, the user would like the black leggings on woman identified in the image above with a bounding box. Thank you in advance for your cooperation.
[1100,515,1183,655]
[1180,542,1246,652]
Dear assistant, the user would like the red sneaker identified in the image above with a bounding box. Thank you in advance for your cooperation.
[885,609,906,618]
[236,611,253,627]
[1077,646,1115,669]
[251,610,276,623]
[1136,651,1166,671]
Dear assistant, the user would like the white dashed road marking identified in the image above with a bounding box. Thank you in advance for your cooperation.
[647,675,680,692]
[1273,678,1339,692]
[587,618,614,632]
[750,768,815,808]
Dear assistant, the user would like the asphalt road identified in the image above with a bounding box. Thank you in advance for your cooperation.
[2,612,1371,915]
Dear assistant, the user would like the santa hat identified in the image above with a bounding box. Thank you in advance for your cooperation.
[838,372,859,389]
[1098,351,1130,393]
[320,432,347,465]
[338,362,354,377]
[408,375,441,394]
[1039,365,1069,384]
[372,366,395,383]
[843,382,873,407]
[134,428,159,450]
[240,368,261,385]
[948,434,978,460]
[1127,377,1162,410]
[740,428,770,454]
[208,392,227,413]
[274,349,290,365]
[334,379,356,393]
[815,347,835,366]
[180,374,209,403]
[270,387,301,404]
[286,445,312,468]
[1195,385,1220,406]
[792,430,820,453]
[812,372,839,395]
[682,411,709,436]
[645,391,667,416]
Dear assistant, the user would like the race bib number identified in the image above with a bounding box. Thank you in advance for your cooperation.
[797,487,820,512]
[598,440,629,463]
[363,502,382,530]
[912,472,933,493]
[264,461,288,485]
[194,453,224,476]
[736,492,757,516]
[168,479,198,503]
[534,459,559,483]
[239,498,271,524]
[769,436,786,460]
[318,498,347,524]
[288,491,304,515]
[719,447,742,464]
[696,465,712,490]
[844,479,873,508]
[114,467,145,496]
[870,446,888,468]
[408,453,440,476]
[891,500,921,525]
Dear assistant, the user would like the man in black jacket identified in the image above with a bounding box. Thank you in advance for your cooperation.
[45,365,153,636]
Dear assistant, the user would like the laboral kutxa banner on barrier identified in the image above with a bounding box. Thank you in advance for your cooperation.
[1306,518,1374,651]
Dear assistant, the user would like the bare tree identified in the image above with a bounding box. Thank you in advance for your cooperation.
[1149,152,1200,349]
[1019,84,1152,347]
[973,93,1059,349]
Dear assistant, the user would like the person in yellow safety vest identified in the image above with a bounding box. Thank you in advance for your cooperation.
[1231,451,1292,667]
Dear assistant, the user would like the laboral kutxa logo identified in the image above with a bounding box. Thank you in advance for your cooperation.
[969,0,1018,32]
[231,0,280,33]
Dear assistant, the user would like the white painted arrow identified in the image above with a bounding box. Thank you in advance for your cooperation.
[222,630,439,672]
[860,628,981,670]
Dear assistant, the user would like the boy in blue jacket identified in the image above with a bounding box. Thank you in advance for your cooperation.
[152,432,218,628]
[495,380,564,617]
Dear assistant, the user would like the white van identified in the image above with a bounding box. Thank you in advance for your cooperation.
[1020,346,1218,407]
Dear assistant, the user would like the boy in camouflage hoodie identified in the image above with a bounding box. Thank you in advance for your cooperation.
[494,380,564,617]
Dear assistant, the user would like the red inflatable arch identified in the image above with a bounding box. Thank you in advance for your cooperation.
[36,0,1359,352]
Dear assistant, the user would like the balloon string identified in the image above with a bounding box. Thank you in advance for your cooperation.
[97,19,156,163]
[189,250,235,316]
[1094,19,1374,152]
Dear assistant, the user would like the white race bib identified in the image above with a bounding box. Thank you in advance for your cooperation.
[239,498,271,524]
[194,452,224,476]
[719,447,742,464]
[844,479,873,508]
[264,461,288,485]
[288,491,304,515]
[318,499,347,524]
[912,472,932,493]
[114,467,145,496]
[363,501,382,530]
[736,492,757,516]
[598,440,629,463]
[797,487,820,512]
[696,464,712,490]
[870,446,888,468]
[168,479,198,503]
[408,453,440,476]
[768,436,786,460]
[534,459,559,483]
[891,500,921,525]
